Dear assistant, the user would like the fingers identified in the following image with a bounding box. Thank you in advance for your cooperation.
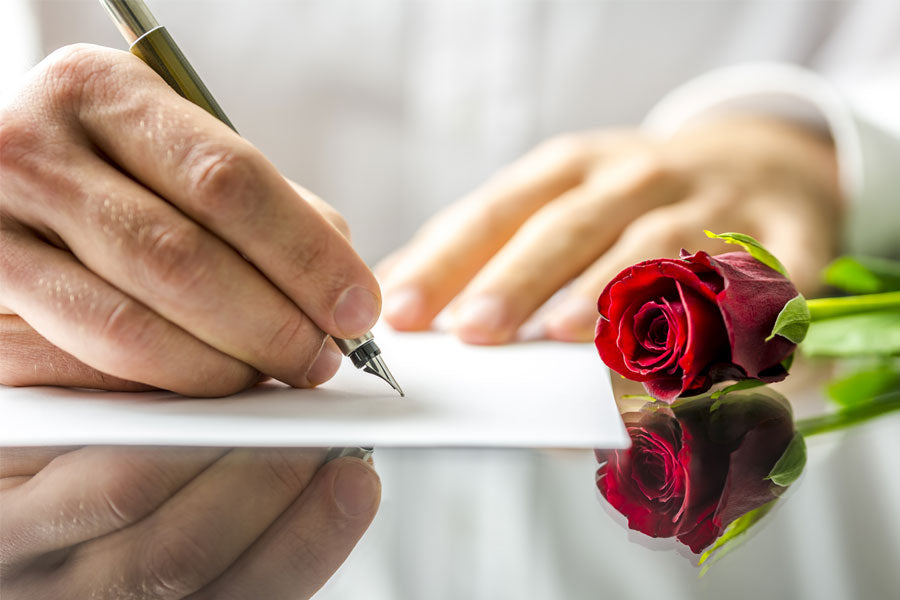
[543,189,741,341]
[22,146,340,388]
[189,458,380,600]
[50,45,379,339]
[380,134,595,331]
[0,315,152,391]
[0,228,258,396]
[54,448,329,599]
[451,156,685,344]
[0,446,225,571]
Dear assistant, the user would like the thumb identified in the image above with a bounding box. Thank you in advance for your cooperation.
[191,457,381,600]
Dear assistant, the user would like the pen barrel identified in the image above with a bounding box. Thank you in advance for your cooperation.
[129,26,237,132]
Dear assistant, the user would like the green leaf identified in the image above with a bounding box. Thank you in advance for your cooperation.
[766,294,810,343]
[825,363,900,409]
[765,432,807,486]
[698,500,778,577]
[802,311,900,357]
[704,230,788,276]
[824,255,900,294]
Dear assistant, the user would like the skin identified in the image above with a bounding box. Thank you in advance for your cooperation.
[0,45,384,597]
[0,446,380,599]
[378,116,842,344]
[0,44,383,397]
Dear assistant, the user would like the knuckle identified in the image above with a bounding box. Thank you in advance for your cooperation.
[283,230,336,288]
[139,221,212,296]
[39,44,120,112]
[622,209,686,249]
[184,143,263,224]
[98,298,165,362]
[264,312,319,366]
[94,459,170,527]
[536,132,587,162]
[622,152,680,194]
[258,448,317,494]
[140,525,214,597]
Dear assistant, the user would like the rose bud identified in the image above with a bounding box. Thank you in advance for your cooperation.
[595,390,800,553]
[595,249,799,402]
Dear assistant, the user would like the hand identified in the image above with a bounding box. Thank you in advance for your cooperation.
[379,116,841,343]
[0,44,381,396]
[0,445,380,599]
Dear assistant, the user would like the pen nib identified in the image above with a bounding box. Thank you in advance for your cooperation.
[362,355,405,397]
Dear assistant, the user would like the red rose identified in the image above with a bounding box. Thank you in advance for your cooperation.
[595,250,798,402]
[596,391,798,553]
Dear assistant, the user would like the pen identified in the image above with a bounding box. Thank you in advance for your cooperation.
[98,0,404,415]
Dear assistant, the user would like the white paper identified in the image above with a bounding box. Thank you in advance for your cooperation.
[0,327,627,449]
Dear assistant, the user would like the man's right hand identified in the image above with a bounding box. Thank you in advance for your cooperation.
[0,446,381,599]
[0,44,382,396]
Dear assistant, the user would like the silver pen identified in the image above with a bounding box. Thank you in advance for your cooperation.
[98,0,405,409]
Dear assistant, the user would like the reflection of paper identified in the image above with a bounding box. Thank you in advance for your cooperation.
[0,326,627,449]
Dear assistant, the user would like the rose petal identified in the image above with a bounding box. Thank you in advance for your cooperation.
[643,376,686,403]
[675,281,730,395]
[596,412,686,538]
[624,300,684,374]
[708,394,795,529]
[686,251,798,379]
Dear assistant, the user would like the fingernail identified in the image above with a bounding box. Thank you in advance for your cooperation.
[333,461,380,517]
[333,286,380,337]
[453,296,512,344]
[383,287,425,330]
[546,296,598,341]
[305,342,342,386]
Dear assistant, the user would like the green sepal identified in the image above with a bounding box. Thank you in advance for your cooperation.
[704,230,788,276]
[766,293,810,343]
[824,255,900,294]
[698,499,778,577]
[781,352,795,372]
[709,380,767,411]
[802,311,900,357]
[765,432,807,487]
[620,394,658,403]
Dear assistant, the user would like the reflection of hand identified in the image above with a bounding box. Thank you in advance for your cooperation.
[0,446,380,598]
[380,117,841,344]
[0,45,381,396]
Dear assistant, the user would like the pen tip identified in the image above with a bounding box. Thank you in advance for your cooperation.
[362,355,404,397]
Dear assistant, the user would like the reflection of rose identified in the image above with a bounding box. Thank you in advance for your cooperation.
[596,391,796,553]
[595,251,798,402]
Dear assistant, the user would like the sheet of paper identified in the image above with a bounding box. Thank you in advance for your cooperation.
[0,327,627,449]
